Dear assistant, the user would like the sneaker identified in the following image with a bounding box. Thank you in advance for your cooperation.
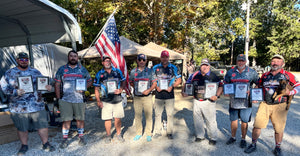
[42,142,55,152]
[195,138,205,142]
[17,144,28,156]
[244,144,257,153]
[226,137,236,145]
[273,147,282,156]
[78,137,87,146]
[153,133,162,139]
[116,134,125,143]
[240,140,247,148]
[104,135,111,144]
[167,134,173,140]
[59,138,69,149]
[209,140,217,145]
[133,135,142,141]
[146,136,152,142]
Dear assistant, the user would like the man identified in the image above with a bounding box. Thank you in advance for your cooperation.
[54,50,92,148]
[94,55,126,143]
[244,54,300,155]
[0,52,55,155]
[129,54,157,142]
[182,58,222,145]
[152,50,182,139]
[224,54,259,148]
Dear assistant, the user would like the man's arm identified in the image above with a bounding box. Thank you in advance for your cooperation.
[142,81,157,95]
[54,82,61,99]
[94,86,103,108]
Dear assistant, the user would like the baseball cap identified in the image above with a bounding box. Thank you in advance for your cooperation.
[161,50,169,57]
[137,54,147,60]
[200,58,210,66]
[271,54,285,62]
[237,54,246,61]
[17,52,29,59]
[102,55,111,61]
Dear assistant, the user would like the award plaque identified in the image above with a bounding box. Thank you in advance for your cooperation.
[106,80,117,94]
[18,76,34,93]
[251,88,263,101]
[223,83,234,95]
[37,77,49,91]
[138,80,148,93]
[184,83,194,96]
[75,78,87,91]
[235,83,248,98]
[204,82,218,99]
[159,79,169,90]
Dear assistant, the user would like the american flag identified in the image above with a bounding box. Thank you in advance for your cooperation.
[95,16,131,95]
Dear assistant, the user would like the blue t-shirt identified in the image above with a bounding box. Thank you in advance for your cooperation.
[93,67,125,103]
[224,66,259,108]
[54,64,92,103]
[129,67,155,96]
[153,63,181,99]
[0,67,45,113]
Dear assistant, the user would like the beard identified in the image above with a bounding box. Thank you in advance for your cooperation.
[19,64,28,69]
[68,59,78,65]
[271,64,282,71]
[104,64,111,69]
[238,65,245,70]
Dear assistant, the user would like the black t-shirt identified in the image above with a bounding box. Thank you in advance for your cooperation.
[187,71,220,100]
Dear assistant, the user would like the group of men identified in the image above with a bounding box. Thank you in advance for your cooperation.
[0,50,299,156]
[182,53,299,156]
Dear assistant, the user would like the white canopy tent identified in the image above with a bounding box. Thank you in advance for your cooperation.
[0,0,82,66]
[78,36,185,60]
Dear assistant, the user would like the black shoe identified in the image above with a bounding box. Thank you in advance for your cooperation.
[42,142,55,152]
[209,140,217,145]
[78,137,87,146]
[273,147,282,156]
[167,134,173,140]
[226,137,236,145]
[244,144,256,154]
[195,138,205,142]
[240,140,247,148]
[60,138,69,149]
[17,144,28,156]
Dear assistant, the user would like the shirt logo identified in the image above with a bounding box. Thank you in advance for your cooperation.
[135,73,138,77]
[232,73,236,77]
[64,69,68,72]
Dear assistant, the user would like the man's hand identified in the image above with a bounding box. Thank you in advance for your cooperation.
[97,101,103,108]
[142,89,151,95]
[252,100,259,103]
[17,89,25,96]
[224,94,230,97]
[45,85,52,92]
[210,95,218,101]
[181,92,188,97]
[114,88,123,94]
[247,90,250,96]
[156,86,162,92]
[166,86,173,92]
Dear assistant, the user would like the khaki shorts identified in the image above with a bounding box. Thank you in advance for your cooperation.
[253,102,288,133]
[102,101,124,120]
[11,109,48,132]
[59,100,86,121]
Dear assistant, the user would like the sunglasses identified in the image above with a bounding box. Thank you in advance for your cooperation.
[19,58,29,62]
[138,59,146,62]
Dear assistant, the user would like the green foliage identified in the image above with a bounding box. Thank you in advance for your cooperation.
[50,0,300,70]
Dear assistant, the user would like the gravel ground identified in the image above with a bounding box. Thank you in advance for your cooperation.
[1,73,299,156]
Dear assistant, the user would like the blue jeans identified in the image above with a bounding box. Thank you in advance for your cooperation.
[229,107,252,123]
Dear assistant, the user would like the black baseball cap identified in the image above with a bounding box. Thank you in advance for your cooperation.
[17,52,29,59]
[137,54,147,60]
[102,55,111,61]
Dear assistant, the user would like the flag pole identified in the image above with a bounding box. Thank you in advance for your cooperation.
[81,7,119,59]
